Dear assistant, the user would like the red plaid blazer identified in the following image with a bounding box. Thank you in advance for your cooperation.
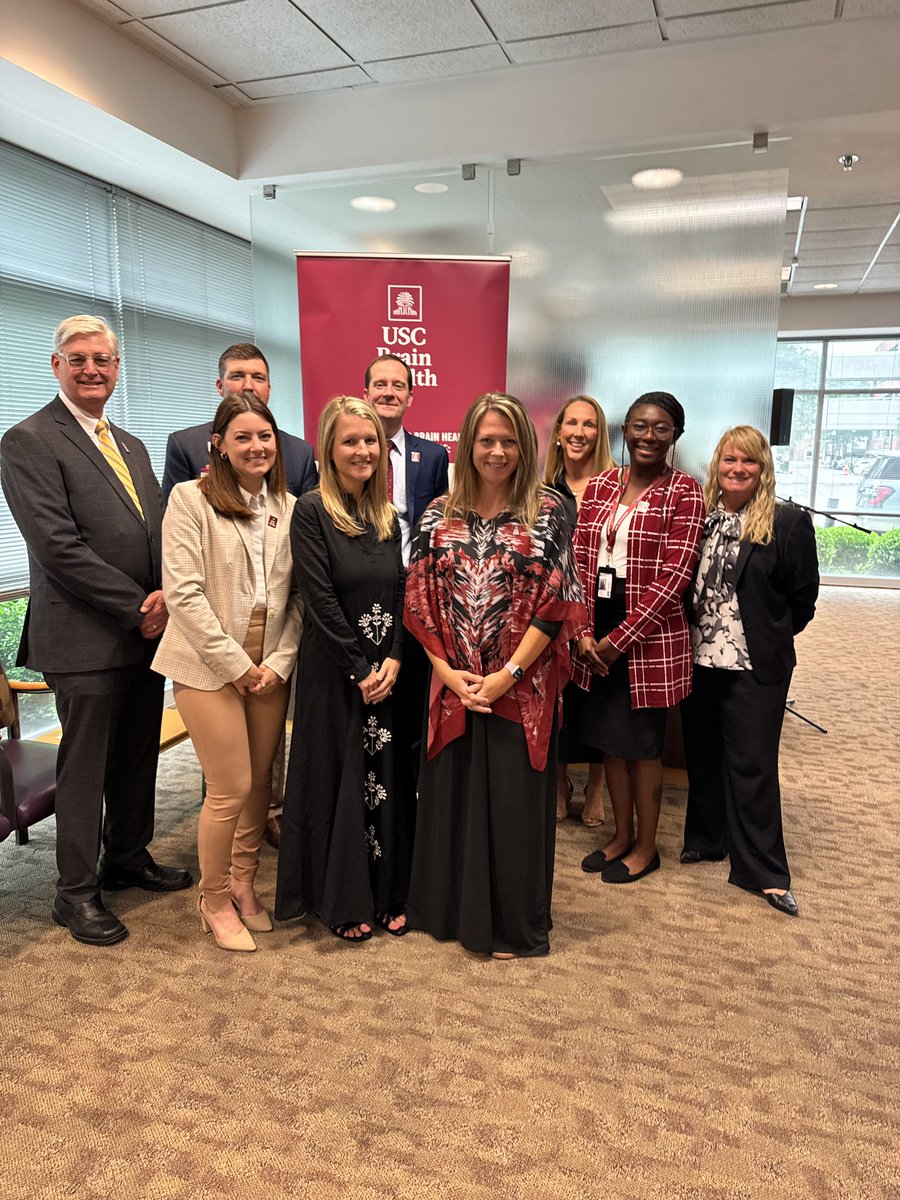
[572,467,704,708]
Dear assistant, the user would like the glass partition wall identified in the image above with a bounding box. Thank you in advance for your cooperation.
[250,139,790,488]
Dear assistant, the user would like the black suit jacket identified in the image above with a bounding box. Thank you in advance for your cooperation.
[1,396,162,672]
[690,503,819,685]
[162,421,318,502]
[403,430,450,529]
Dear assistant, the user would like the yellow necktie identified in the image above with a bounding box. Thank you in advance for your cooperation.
[95,419,144,520]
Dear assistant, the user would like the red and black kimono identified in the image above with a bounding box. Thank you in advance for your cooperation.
[403,491,585,957]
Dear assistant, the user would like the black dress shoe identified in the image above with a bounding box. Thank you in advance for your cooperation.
[582,846,630,873]
[99,859,193,892]
[762,889,799,917]
[52,896,128,946]
[679,848,727,864]
[601,851,661,884]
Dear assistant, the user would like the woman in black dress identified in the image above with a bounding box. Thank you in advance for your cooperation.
[404,393,585,959]
[275,396,413,943]
[680,426,819,916]
[542,395,615,825]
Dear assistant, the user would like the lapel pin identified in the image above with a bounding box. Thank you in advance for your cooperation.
[411,451,421,463]
[268,515,278,528]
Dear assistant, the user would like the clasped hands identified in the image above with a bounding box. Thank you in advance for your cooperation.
[358,657,401,705]
[577,635,621,677]
[233,664,283,696]
[446,668,512,714]
[139,590,168,639]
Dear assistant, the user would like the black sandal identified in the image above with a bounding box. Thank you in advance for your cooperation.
[375,911,409,937]
[330,922,372,944]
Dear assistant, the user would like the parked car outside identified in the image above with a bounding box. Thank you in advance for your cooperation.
[856,454,900,513]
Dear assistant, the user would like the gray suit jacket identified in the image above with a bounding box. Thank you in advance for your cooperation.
[0,396,162,673]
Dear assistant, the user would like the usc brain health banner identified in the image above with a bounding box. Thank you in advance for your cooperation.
[296,253,510,461]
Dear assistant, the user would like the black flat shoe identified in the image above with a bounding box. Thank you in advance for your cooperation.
[581,846,630,873]
[762,889,799,917]
[52,896,128,946]
[99,859,193,892]
[680,849,727,864]
[601,851,661,884]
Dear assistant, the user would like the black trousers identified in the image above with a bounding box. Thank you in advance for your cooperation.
[396,637,430,785]
[44,649,163,903]
[681,664,791,892]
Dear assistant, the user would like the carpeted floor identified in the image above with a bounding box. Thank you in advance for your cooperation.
[2,586,898,1200]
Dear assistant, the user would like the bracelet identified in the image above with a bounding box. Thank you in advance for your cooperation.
[504,661,524,682]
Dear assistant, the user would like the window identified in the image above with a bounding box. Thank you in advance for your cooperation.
[774,336,900,582]
[0,141,254,594]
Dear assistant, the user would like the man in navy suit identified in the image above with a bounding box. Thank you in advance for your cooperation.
[363,353,449,566]
[162,343,318,502]
[364,354,450,783]
[1,316,192,945]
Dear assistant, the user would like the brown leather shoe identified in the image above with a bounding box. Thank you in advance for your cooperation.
[264,815,281,849]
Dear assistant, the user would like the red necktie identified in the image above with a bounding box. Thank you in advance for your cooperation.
[388,439,396,502]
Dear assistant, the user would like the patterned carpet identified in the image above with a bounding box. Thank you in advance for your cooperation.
[2,586,898,1200]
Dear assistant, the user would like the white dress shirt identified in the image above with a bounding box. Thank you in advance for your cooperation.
[389,426,411,565]
[239,481,268,609]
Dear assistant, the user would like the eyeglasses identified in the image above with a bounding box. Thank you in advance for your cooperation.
[57,352,116,369]
[627,421,675,438]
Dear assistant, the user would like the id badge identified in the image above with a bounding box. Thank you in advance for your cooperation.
[596,566,616,601]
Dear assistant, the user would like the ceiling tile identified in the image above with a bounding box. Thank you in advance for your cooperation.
[71,0,132,20]
[660,0,808,15]
[366,45,510,84]
[476,0,655,40]
[238,66,371,98]
[799,229,884,250]
[299,0,492,60]
[666,0,835,41]
[842,0,900,18]
[508,22,662,62]
[799,247,878,267]
[144,0,353,81]
[215,84,254,107]
[123,21,229,85]
[859,266,900,290]
[803,205,900,231]
[797,264,868,281]
[114,0,229,15]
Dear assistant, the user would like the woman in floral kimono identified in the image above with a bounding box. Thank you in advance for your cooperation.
[275,397,413,944]
[404,393,585,959]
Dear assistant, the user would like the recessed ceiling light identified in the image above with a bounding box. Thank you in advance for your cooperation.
[631,167,684,190]
[813,283,840,290]
[414,182,449,194]
[786,196,804,211]
[350,196,396,213]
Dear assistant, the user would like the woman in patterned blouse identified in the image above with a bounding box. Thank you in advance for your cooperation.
[680,426,819,917]
[404,393,586,958]
[573,392,704,885]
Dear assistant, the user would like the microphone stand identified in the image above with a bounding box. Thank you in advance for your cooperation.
[772,497,849,735]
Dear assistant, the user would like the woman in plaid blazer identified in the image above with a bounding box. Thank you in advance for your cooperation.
[572,392,704,885]
[153,392,302,951]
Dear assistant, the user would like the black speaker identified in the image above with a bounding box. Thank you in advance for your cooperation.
[770,388,794,445]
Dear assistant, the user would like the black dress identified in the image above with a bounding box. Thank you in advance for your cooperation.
[275,492,414,928]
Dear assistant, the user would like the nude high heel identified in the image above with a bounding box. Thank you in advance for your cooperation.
[198,896,257,952]
[232,897,274,933]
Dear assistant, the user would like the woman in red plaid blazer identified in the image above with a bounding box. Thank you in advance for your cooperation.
[572,393,704,884]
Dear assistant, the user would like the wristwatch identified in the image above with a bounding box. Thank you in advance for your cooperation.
[504,661,524,682]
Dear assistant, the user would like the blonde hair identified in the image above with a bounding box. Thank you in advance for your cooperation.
[446,393,542,528]
[542,394,614,486]
[704,425,776,545]
[199,391,285,520]
[317,396,395,541]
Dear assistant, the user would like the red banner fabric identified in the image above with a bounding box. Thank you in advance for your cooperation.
[296,255,510,462]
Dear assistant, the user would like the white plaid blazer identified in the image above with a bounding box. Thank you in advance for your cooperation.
[152,480,302,690]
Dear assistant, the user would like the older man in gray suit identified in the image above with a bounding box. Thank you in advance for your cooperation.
[1,315,192,946]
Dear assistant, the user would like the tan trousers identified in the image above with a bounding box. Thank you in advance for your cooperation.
[174,611,289,910]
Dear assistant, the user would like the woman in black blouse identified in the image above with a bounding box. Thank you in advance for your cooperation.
[542,395,614,825]
[275,396,413,943]
[680,426,819,916]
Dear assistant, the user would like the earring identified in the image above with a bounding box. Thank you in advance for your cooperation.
[220,451,228,460]
[556,439,561,447]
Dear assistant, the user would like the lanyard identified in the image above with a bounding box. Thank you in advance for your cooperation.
[605,470,652,564]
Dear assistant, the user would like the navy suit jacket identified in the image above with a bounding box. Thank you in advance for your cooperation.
[404,430,450,530]
[162,420,318,502]
[1,396,162,673]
